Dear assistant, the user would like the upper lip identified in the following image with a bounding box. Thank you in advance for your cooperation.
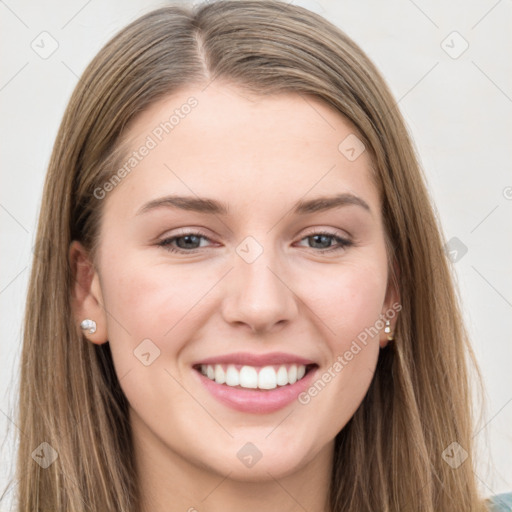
[193,351,317,367]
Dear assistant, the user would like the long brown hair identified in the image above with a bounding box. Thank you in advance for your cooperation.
[8,1,488,510]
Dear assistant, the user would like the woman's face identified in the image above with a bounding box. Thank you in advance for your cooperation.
[72,82,398,481]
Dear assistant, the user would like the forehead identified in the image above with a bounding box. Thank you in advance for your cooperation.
[103,83,379,220]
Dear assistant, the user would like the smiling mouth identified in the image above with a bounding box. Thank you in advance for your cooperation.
[193,363,317,391]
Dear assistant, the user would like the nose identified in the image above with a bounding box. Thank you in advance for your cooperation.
[221,247,299,335]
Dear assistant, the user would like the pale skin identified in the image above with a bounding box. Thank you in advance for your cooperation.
[70,82,399,512]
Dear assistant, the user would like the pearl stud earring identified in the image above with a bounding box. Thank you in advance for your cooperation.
[384,319,394,341]
[80,319,97,334]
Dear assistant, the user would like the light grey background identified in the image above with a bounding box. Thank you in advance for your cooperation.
[1,0,511,507]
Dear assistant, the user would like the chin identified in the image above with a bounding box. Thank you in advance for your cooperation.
[199,438,317,482]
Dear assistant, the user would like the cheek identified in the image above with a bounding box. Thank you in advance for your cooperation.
[284,260,387,448]
[303,259,388,350]
[98,251,224,368]
[97,255,213,416]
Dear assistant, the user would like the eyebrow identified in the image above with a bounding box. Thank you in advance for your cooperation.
[135,192,371,217]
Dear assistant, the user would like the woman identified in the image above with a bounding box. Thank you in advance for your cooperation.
[9,1,510,510]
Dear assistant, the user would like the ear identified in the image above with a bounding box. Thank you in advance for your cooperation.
[69,240,108,345]
[379,258,401,349]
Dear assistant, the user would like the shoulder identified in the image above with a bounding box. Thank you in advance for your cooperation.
[486,492,512,511]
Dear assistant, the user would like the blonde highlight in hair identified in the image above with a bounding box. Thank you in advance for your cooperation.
[10,1,488,510]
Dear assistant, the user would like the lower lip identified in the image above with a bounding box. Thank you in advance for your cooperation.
[193,366,318,414]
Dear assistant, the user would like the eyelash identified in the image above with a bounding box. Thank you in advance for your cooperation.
[157,230,353,254]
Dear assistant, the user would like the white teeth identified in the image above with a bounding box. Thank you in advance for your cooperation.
[258,366,277,389]
[276,366,288,386]
[288,364,297,384]
[225,364,239,386]
[214,364,225,384]
[239,366,258,389]
[199,363,309,389]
